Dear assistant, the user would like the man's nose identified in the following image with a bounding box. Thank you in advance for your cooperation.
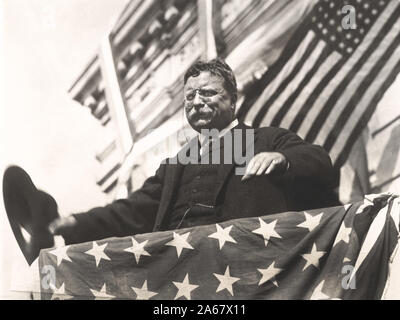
[193,91,203,106]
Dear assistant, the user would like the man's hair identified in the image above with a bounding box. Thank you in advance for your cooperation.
[184,58,238,105]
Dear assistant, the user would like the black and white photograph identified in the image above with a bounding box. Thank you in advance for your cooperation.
[1,0,400,301]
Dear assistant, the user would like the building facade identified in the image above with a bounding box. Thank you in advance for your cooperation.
[68,0,310,199]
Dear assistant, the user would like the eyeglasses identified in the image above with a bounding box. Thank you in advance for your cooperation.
[185,88,218,101]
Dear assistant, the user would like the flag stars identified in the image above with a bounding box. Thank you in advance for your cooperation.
[301,243,326,271]
[84,242,111,267]
[310,280,331,300]
[172,274,199,300]
[48,246,72,266]
[333,224,352,246]
[252,218,282,246]
[297,212,323,232]
[257,262,283,287]
[131,280,158,300]
[208,224,237,250]
[50,282,73,300]
[90,283,115,300]
[124,237,150,263]
[213,266,240,296]
[343,257,352,264]
[165,232,194,257]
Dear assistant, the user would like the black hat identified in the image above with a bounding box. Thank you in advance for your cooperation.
[3,166,59,265]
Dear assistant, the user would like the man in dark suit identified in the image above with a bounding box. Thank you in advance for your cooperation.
[50,59,337,245]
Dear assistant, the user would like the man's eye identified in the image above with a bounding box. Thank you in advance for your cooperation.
[185,93,195,101]
[199,89,217,97]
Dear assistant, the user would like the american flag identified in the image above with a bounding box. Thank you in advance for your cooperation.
[237,0,400,170]
[39,193,399,300]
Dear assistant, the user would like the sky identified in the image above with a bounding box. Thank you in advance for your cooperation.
[0,0,129,299]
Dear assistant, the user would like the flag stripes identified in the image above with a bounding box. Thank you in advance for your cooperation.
[322,10,400,161]
[335,57,400,168]
[239,0,400,170]
[304,2,400,147]
[236,26,313,122]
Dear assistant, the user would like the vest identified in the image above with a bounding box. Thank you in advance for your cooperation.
[168,161,220,230]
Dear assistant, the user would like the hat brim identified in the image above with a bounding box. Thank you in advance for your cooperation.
[3,166,58,265]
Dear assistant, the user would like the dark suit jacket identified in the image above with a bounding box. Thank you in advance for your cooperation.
[62,122,338,245]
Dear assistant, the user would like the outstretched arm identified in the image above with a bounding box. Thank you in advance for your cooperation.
[50,163,166,245]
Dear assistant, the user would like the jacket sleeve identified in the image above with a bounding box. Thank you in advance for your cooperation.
[254,127,340,210]
[62,162,166,245]
[256,127,336,188]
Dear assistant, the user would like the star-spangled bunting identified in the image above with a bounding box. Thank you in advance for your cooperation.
[297,212,324,232]
[309,280,330,300]
[131,280,158,300]
[124,237,150,263]
[48,246,72,266]
[252,218,282,246]
[257,262,283,287]
[333,223,352,247]
[84,242,111,267]
[301,243,326,271]
[50,283,73,300]
[172,274,199,300]
[89,283,115,300]
[165,232,194,257]
[213,266,240,296]
[208,224,237,249]
[39,193,399,299]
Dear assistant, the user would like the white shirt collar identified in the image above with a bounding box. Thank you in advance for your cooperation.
[198,118,239,147]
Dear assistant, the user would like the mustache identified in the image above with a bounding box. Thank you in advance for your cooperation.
[190,112,213,121]
[186,103,215,112]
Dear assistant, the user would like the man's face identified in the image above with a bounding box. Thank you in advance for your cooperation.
[184,71,234,133]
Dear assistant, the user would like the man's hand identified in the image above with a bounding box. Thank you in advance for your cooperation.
[48,216,77,235]
[242,152,288,181]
